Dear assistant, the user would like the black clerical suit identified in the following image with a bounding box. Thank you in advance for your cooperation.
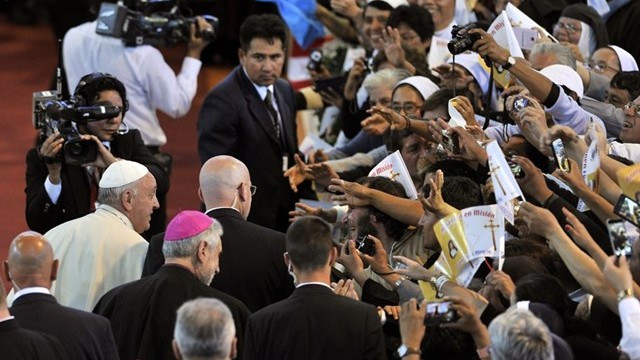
[197,66,299,232]
[25,129,169,236]
[0,317,68,360]
[244,284,386,360]
[93,264,250,360]
[10,291,119,360]
[143,208,294,312]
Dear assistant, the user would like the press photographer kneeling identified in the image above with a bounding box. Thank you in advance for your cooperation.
[25,72,169,237]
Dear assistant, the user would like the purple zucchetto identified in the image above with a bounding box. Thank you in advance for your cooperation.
[164,211,213,242]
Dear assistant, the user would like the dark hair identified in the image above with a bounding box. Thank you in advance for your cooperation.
[507,134,552,172]
[383,129,414,153]
[425,159,477,179]
[386,4,435,42]
[239,14,287,52]
[73,72,128,112]
[424,176,482,210]
[515,273,572,320]
[357,176,408,240]
[610,71,640,101]
[504,235,551,259]
[286,216,333,272]
[421,88,476,114]
[365,0,394,12]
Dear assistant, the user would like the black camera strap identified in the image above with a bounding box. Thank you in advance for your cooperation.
[483,64,494,131]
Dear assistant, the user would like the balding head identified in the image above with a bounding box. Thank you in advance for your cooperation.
[199,156,253,219]
[3,231,58,291]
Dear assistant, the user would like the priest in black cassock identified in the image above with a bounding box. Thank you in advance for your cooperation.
[93,210,250,360]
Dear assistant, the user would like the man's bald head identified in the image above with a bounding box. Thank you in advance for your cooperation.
[3,231,58,290]
[199,156,253,219]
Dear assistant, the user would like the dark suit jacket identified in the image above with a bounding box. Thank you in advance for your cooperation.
[197,66,299,232]
[143,208,294,312]
[25,129,169,234]
[10,292,119,360]
[244,284,386,360]
[0,318,68,360]
[93,264,250,360]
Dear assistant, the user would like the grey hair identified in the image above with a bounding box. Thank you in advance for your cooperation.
[363,68,411,95]
[530,43,577,70]
[97,178,141,206]
[488,308,554,360]
[174,298,235,360]
[162,220,223,259]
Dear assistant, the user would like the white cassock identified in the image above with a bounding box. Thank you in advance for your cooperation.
[44,204,148,311]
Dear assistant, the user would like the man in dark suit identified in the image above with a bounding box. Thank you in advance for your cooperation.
[243,216,387,360]
[0,272,67,360]
[26,72,169,237]
[197,14,298,232]
[94,210,250,360]
[144,155,294,312]
[3,231,119,360]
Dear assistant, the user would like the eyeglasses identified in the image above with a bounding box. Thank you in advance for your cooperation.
[553,22,580,34]
[624,102,640,117]
[586,61,620,74]
[249,185,257,196]
[391,102,420,115]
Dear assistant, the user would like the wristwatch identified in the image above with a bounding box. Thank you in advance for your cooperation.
[396,344,421,358]
[617,288,633,302]
[498,56,516,72]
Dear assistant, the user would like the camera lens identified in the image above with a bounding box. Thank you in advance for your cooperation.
[66,140,86,156]
[447,37,473,55]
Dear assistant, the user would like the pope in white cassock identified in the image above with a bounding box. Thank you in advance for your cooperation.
[43,160,157,311]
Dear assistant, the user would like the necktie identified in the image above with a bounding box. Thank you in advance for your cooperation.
[264,89,282,141]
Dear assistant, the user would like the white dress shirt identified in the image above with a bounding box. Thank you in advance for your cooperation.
[618,297,640,359]
[63,20,202,146]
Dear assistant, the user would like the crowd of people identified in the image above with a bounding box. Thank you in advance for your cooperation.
[4,0,640,359]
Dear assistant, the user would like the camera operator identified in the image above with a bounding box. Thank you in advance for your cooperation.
[25,73,169,237]
[63,0,213,157]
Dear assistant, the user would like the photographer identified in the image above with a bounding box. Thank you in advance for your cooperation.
[25,73,169,236]
[63,0,213,154]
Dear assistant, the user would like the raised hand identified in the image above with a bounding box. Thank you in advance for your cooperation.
[393,255,435,281]
[361,113,391,135]
[331,279,360,300]
[368,105,409,131]
[328,178,372,207]
[283,154,312,193]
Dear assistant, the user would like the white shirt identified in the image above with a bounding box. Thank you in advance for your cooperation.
[609,141,640,163]
[243,67,284,137]
[618,297,640,360]
[296,282,333,290]
[545,88,606,136]
[13,287,51,301]
[435,20,457,41]
[63,20,202,146]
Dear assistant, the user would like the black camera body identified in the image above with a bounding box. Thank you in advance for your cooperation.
[424,301,459,326]
[307,49,323,72]
[355,235,376,256]
[96,1,219,47]
[32,91,120,165]
[448,23,483,55]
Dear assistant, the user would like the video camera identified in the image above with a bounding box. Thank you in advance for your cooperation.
[95,0,219,47]
[32,87,121,166]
